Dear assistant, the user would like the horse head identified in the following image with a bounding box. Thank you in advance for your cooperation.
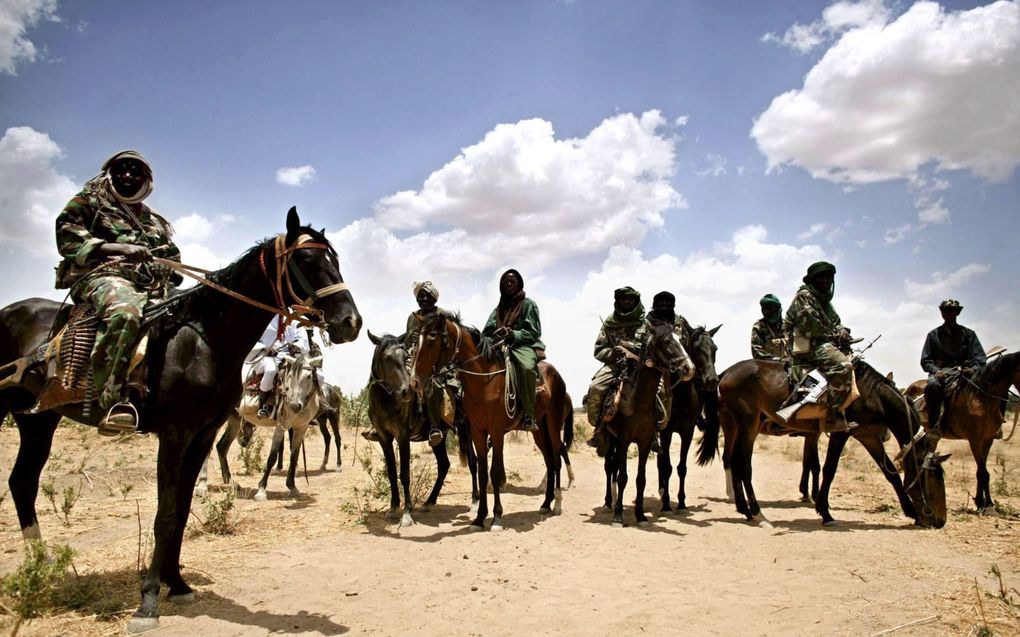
[368,330,412,403]
[688,324,721,391]
[281,207,362,345]
[409,312,455,393]
[645,320,694,382]
[902,431,949,529]
[280,352,321,416]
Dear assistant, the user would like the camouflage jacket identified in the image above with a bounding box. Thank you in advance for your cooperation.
[751,318,786,360]
[784,284,842,353]
[594,319,648,367]
[55,188,182,292]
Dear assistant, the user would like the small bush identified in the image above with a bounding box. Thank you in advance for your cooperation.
[240,432,265,476]
[199,491,236,535]
[1,541,76,620]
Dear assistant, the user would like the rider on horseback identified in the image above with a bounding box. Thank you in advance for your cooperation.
[253,316,310,418]
[404,281,459,446]
[482,269,541,433]
[54,150,182,433]
[751,293,787,361]
[587,287,646,453]
[920,299,986,430]
[646,291,691,449]
[783,262,857,433]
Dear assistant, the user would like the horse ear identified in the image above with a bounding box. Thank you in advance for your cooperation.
[367,330,381,345]
[708,324,722,337]
[936,453,952,464]
[286,206,300,244]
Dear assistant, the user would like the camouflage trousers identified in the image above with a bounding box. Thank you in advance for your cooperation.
[76,275,148,410]
[797,342,853,410]
[586,364,671,427]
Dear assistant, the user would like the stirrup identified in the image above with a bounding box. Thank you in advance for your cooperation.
[428,428,444,447]
[99,402,139,437]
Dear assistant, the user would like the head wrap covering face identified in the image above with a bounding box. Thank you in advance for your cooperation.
[939,298,962,311]
[605,286,646,329]
[760,293,782,324]
[645,290,676,325]
[100,150,154,204]
[413,280,439,301]
[759,293,781,307]
[496,269,527,328]
[802,261,835,283]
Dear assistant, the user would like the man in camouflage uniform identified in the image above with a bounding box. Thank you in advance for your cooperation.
[483,269,541,432]
[751,293,787,360]
[586,287,649,453]
[783,262,855,432]
[920,299,986,429]
[54,150,182,433]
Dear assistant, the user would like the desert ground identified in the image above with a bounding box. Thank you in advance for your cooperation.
[0,412,1018,637]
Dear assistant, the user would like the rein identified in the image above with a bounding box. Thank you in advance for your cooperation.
[153,234,348,329]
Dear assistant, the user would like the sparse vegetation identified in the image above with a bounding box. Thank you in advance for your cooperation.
[198,490,236,535]
[0,541,76,622]
[240,431,266,476]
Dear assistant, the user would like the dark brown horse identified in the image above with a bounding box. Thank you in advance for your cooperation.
[702,357,948,528]
[905,351,1020,512]
[602,321,694,527]
[0,208,361,631]
[411,313,570,530]
[657,325,719,512]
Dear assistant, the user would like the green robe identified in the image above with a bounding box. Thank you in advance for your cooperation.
[483,297,543,421]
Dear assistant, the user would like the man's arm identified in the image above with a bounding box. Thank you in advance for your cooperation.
[965,330,987,368]
[920,332,940,374]
[512,301,541,345]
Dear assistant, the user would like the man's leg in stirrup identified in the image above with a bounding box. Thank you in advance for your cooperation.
[86,276,146,435]
[258,357,278,418]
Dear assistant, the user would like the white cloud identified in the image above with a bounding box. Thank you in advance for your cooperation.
[883,223,913,244]
[917,201,950,225]
[275,164,316,186]
[172,213,214,242]
[796,222,828,241]
[695,153,727,177]
[176,241,228,274]
[762,0,890,53]
[674,115,690,127]
[753,1,1020,184]
[0,126,76,256]
[0,0,59,74]
[904,263,991,300]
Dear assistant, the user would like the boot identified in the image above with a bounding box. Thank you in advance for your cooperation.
[428,428,444,447]
[650,434,663,454]
[361,429,381,442]
[257,390,274,418]
[587,426,602,449]
[819,408,858,434]
[925,394,942,430]
[519,414,539,432]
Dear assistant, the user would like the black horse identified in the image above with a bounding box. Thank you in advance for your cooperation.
[367,331,473,527]
[657,324,720,512]
[315,381,344,472]
[0,208,361,632]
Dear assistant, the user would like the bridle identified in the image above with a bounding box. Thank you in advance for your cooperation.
[154,233,348,330]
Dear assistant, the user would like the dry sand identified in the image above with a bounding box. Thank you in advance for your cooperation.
[1,418,1018,636]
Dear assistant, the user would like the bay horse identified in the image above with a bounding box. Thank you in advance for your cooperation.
[905,351,1020,512]
[0,207,361,632]
[602,321,694,527]
[702,357,947,528]
[315,381,344,472]
[657,324,720,512]
[367,331,470,527]
[411,313,570,531]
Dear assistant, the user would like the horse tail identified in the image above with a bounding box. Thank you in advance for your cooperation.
[562,393,575,450]
[456,417,471,468]
[696,389,721,466]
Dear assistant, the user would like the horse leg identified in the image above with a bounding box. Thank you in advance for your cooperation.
[469,431,489,530]
[490,435,506,531]
[425,434,451,508]
[969,435,994,512]
[536,425,556,514]
[467,437,480,514]
[285,425,307,496]
[379,435,400,520]
[719,405,738,503]
[612,440,629,527]
[635,444,651,526]
[815,432,851,526]
[216,413,241,488]
[548,412,564,515]
[318,417,331,471]
[561,446,574,489]
[398,434,415,527]
[255,426,285,502]
[739,426,770,528]
[728,422,751,519]
[799,433,820,503]
[677,424,695,511]
[657,430,673,512]
[603,445,615,510]
[855,431,918,522]
[9,412,59,542]
[332,418,342,472]
[276,428,291,473]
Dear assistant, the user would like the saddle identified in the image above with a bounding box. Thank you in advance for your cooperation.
[33,305,149,416]
[772,365,859,431]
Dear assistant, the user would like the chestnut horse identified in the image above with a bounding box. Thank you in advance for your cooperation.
[702,358,947,528]
[905,351,1020,511]
[411,313,570,531]
[602,321,694,527]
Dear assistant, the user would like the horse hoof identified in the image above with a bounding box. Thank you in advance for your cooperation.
[319,465,327,472]
[386,508,400,521]
[126,616,160,634]
[168,592,195,603]
[469,524,485,532]
[335,465,343,473]
[637,520,650,528]
[539,506,552,515]
[469,502,479,515]
[399,513,415,528]
[758,520,774,529]
[800,496,812,503]
[254,490,267,502]
[611,521,624,529]
[822,520,838,527]
[490,519,505,532]
[288,489,300,498]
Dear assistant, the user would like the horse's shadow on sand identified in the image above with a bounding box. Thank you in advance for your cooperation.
[579,498,712,535]
[360,500,562,541]
[701,514,920,533]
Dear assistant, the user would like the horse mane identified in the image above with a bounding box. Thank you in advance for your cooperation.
[852,358,905,413]
[971,351,1019,390]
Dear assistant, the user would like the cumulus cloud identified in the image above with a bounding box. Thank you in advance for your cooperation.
[695,153,727,177]
[762,0,891,53]
[904,263,991,300]
[172,212,214,242]
[753,1,1020,185]
[0,125,76,256]
[275,164,316,186]
[797,222,828,241]
[0,0,59,74]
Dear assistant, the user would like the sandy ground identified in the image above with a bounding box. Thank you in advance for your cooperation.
[1,417,1019,637]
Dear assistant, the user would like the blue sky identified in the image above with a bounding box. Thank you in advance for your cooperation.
[1,0,1017,396]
